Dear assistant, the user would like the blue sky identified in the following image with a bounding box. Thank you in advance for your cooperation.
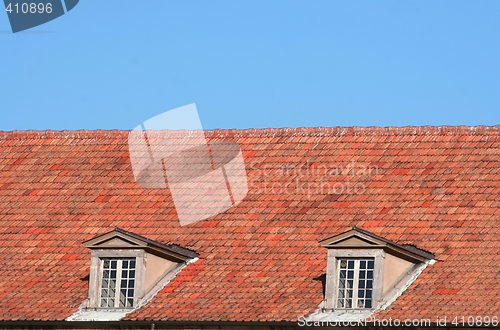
[1,1,499,131]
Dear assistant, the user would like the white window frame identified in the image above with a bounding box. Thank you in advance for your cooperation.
[98,257,136,308]
[324,248,384,310]
[336,258,374,309]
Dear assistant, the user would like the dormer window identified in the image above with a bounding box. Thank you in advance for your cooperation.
[319,227,434,312]
[67,228,198,321]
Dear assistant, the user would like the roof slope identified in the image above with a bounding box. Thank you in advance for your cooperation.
[0,126,500,322]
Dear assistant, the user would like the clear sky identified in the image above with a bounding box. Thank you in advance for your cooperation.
[1,1,499,131]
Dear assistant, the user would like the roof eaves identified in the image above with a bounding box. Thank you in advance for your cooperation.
[351,226,435,260]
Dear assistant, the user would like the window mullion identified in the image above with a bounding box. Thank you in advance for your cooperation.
[353,260,360,308]
[114,261,123,308]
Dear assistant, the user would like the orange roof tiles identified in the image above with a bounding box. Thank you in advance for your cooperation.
[0,126,500,322]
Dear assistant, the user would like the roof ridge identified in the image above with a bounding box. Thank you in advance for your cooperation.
[1,125,500,139]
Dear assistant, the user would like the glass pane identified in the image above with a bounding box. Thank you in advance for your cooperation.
[348,260,354,268]
[111,260,117,268]
[360,270,365,278]
[347,270,354,279]
[367,280,373,289]
[129,270,135,278]
[130,260,136,268]
[360,260,366,268]
[368,260,374,269]
[123,260,129,268]
[359,280,365,289]
[127,298,133,307]
[128,289,134,297]
[367,271,373,279]
[366,300,372,308]
[110,270,116,278]
[340,270,346,279]
[100,298,107,307]
[366,290,372,299]
[122,270,128,278]
[128,280,135,288]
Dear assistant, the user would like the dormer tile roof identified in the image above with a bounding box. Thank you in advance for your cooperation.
[0,126,499,323]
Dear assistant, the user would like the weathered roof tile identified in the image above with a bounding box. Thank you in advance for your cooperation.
[0,126,499,321]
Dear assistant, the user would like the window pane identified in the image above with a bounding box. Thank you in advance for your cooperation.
[338,289,345,299]
[368,260,374,269]
[358,290,364,298]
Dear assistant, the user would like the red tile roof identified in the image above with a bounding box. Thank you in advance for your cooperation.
[1,126,500,322]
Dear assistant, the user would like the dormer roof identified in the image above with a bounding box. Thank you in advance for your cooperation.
[320,226,434,262]
[83,227,198,261]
